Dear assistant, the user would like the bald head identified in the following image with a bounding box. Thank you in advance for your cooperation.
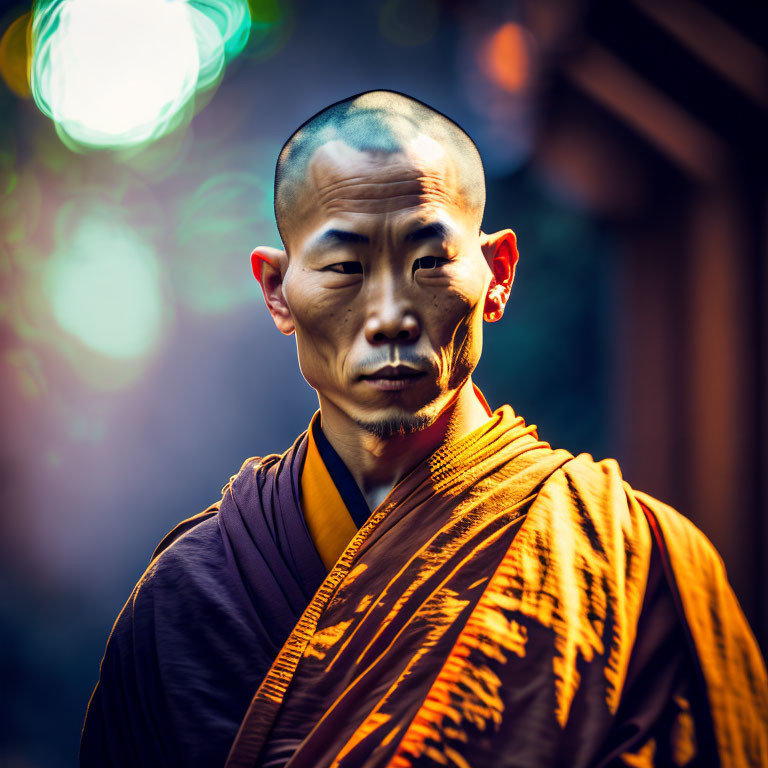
[274,90,486,246]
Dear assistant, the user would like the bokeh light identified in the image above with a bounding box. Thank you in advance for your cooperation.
[459,20,539,175]
[172,167,276,313]
[479,22,532,93]
[245,0,290,59]
[43,203,166,359]
[191,0,252,60]
[0,11,32,98]
[31,0,200,150]
[29,0,252,152]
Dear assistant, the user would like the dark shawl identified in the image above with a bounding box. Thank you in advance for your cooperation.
[80,431,326,767]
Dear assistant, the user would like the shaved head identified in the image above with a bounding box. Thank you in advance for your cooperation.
[254,89,519,453]
[274,90,486,246]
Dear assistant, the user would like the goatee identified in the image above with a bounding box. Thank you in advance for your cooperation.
[354,412,433,439]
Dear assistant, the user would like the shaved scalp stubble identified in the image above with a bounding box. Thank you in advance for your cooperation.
[273,89,487,247]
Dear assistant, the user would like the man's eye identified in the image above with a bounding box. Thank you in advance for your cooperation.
[413,256,449,273]
[325,262,363,274]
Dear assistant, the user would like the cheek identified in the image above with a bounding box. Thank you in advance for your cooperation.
[284,275,355,386]
[285,269,331,339]
[425,274,486,379]
[425,271,485,345]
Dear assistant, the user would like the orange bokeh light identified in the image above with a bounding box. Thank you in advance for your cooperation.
[0,12,32,98]
[480,22,530,93]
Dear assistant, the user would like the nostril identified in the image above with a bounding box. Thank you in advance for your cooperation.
[371,329,416,343]
[366,314,420,344]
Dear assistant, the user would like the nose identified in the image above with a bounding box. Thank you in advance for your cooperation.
[364,282,421,345]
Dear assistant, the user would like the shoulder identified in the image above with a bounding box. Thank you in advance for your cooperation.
[631,489,768,760]
[106,474,261,666]
[83,456,285,766]
[148,454,265,570]
[123,455,265,618]
[538,450,645,530]
[103,515,227,663]
[558,451,626,494]
[558,452,730,587]
[550,452,727,562]
[631,487,727,580]
[141,514,225,596]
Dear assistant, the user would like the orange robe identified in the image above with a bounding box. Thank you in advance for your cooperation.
[226,403,767,768]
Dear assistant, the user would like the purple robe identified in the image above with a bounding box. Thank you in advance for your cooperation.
[80,432,325,767]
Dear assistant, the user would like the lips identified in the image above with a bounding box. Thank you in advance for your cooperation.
[360,365,425,380]
[358,364,428,392]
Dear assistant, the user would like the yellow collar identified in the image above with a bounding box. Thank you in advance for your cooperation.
[300,410,358,572]
[300,384,493,572]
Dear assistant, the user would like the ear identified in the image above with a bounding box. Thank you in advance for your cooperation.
[479,229,519,322]
[250,246,294,335]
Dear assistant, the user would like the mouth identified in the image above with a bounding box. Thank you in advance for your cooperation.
[358,365,428,391]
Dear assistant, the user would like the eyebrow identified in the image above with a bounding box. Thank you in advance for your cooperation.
[404,222,450,242]
[312,229,370,249]
[308,221,452,252]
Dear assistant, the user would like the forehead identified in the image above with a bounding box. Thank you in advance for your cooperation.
[289,137,470,241]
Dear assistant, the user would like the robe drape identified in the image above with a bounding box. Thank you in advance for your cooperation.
[81,403,768,768]
[225,406,767,768]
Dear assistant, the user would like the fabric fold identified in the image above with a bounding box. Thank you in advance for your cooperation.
[226,409,768,768]
[225,405,573,767]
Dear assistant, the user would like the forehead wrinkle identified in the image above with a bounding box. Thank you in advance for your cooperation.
[316,166,425,187]
[320,193,458,218]
[313,173,463,222]
[318,178,434,205]
[314,156,451,190]
[311,139,459,191]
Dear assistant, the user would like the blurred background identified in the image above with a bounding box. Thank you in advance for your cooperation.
[0,0,765,764]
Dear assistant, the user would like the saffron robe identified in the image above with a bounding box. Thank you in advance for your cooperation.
[225,406,768,768]
[278,405,708,765]
[80,405,768,767]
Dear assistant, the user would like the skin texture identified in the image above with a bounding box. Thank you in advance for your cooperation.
[253,134,518,509]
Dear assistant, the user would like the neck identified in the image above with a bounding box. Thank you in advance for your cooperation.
[317,378,491,511]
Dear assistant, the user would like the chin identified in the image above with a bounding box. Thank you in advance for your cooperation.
[352,398,443,439]
[353,411,434,439]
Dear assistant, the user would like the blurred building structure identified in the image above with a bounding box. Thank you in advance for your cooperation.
[515,0,767,646]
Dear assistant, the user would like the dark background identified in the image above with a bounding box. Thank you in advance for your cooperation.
[1,0,766,765]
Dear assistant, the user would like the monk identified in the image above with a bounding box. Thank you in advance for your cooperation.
[80,90,767,768]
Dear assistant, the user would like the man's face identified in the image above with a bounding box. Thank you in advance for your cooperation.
[279,137,492,435]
